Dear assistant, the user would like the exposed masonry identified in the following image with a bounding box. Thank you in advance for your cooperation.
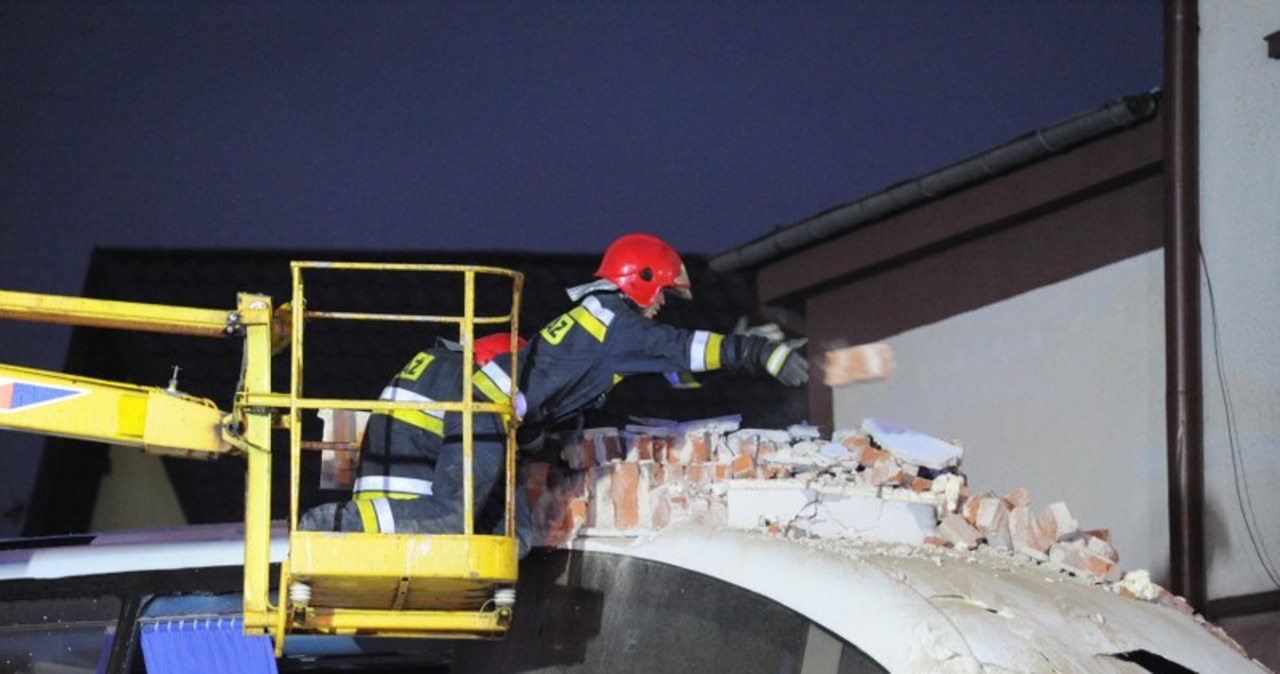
[315,408,1252,660]
[524,416,1202,620]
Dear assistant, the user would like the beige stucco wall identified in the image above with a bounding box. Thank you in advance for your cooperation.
[832,251,1170,579]
[1199,0,1280,601]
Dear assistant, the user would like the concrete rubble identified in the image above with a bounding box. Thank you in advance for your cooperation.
[524,415,1209,624]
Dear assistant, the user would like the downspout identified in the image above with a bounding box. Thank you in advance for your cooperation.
[1163,0,1205,610]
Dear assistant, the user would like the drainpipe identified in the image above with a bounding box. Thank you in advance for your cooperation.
[1164,0,1205,610]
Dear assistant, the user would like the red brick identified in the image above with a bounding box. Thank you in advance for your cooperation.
[962,491,995,524]
[839,434,871,452]
[530,488,555,534]
[1036,501,1079,542]
[562,436,597,470]
[627,434,655,462]
[684,433,712,463]
[523,461,550,509]
[1009,505,1052,560]
[637,461,660,528]
[1048,538,1115,580]
[727,433,761,462]
[658,436,681,465]
[986,527,1013,551]
[856,445,893,468]
[651,490,689,528]
[689,495,728,527]
[536,489,581,544]
[585,428,623,464]
[1084,533,1119,563]
[730,452,754,479]
[973,497,1011,535]
[685,462,715,484]
[587,465,614,528]
[560,472,588,500]
[609,462,641,530]
[1083,528,1111,543]
[568,497,589,529]
[867,458,903,486]
[822,342,893,386]
[908,476,933,492]
[938,513,982,550]
[531,498,567,548]
[756,440,779,463]
[755,465,793,480]
[1003,486,1032,509]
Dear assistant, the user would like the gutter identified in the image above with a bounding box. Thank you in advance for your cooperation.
[709,92,1159,273]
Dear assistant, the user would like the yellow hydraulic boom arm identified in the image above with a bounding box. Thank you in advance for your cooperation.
[0,362,231,459]
[0,290,249,457]
[0,289,240,337]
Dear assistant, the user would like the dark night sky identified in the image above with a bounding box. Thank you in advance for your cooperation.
[0,2,1161,532]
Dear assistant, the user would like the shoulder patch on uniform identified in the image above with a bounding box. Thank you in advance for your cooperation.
[398,352,435,381]
[540,313,575,345]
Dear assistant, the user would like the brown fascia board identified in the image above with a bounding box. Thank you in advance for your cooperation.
[757,112,1164,304]
[805,170,1163,347]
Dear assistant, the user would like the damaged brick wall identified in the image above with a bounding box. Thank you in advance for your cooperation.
[522,416,1200,619]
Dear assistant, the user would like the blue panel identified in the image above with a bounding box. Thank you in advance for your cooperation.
[141,618,277,674]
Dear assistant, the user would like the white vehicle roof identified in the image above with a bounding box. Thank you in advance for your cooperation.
[0,522,1265,673]
[576,524,1265,674]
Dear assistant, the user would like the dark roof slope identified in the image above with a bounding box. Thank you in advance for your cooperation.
[27,248,806,534]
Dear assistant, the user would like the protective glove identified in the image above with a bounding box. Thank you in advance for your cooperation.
[517,423,547,454]
[733,316,785,342]
[761,338,809,386]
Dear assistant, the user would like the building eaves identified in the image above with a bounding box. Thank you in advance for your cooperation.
[709,91,1161,273]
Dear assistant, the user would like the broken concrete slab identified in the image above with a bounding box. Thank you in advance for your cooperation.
[861,417,963,470]
[725,480,938,545]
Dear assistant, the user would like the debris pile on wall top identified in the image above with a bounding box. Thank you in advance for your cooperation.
[523,415,1196,618]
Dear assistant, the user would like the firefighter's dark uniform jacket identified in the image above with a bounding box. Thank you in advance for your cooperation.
[345,344,522,536]
[514,290,779,429]
[354,346,454,501]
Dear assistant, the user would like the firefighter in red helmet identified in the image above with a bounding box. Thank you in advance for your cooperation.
[474,332,528,367]
[516,233,808,434]
[595,233,693,310]
[301,332,531,556]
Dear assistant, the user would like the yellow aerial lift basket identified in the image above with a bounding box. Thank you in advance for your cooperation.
[0,261,526,656]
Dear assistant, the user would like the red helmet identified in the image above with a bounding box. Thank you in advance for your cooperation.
[595,233,692,308]
[474,332,527,365]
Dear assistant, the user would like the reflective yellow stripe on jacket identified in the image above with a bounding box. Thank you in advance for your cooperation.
[689,330,724,372]
[377,385,445,436]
